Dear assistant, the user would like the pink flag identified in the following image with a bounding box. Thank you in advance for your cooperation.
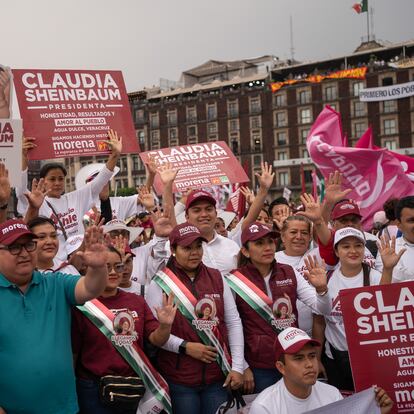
[355,126,374,149]
[307,107,414,230]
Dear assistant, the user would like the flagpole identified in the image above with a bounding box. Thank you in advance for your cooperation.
[366,0,370,41]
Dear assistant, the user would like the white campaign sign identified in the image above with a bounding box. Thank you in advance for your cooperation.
[359,80,414,102]
[0,119,22,187]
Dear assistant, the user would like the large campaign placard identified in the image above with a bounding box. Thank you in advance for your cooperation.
[0,119,22,187]
[340,281,414,414]
[12,69,139,160]
[140,141,249,194]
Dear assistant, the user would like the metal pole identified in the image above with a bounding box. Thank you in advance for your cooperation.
[366,1,370,41]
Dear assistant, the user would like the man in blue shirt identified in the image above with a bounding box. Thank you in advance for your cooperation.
[0,219,109,414]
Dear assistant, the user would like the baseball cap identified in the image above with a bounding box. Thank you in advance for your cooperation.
[331,199,362,220]
[65,235,84,257]
[334,227,366,247]
[75,163,120,190]
[185,190,216,211]
[373,211,387,226]
[0,219,36,246]
[275,327,320,361]
[103,219,144,244]
[241,222,278,245]
[169,222,207,247]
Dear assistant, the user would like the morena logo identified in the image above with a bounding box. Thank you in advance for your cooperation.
[284,328,303,341]
[2,223,28,235]
[339,203,356,210]
[179,225,200,236]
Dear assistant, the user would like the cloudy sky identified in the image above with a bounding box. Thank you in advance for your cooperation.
[2,0,413,94]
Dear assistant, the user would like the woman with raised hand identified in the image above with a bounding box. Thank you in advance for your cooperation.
[18,130,122,262]
[146,217,245,414]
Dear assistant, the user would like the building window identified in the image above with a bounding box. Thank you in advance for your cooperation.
[353,122,366,137]
[273,93,286,107]
[298,89,311,104]
[299,108,312,124]
[188,136,198,144]
[169,128,178,146]
[187,106,197,123]
[230,138,239,154]
[354,101,366,117]
[250,116,261,129]
[382,77,393,86]
[187,125,197,138]
[228,100,239,117]
[274,111,287,127]
[329,103,337,111]
[137,130,145,147]
[208,134,218,142]
[323,85,337,101]
[302,148,309,158]
[304,170,312,183]
[300,128,310,144]
[150,130,160,149]
[150,113,159,129]
[383,100,397,114]
[277,151,287,160]
[249,97,261,114]
[208,122,218,135]
[253,155,262,167]
[383,139,397,150]
[135,109,145,123]
[229,119,239,132]
[383,119,397,135]
[277,131,287,146]
[252,133,261,151]
[207,103,217,121]
[278,171,289,186]
[132,155,141,171]
[353,81,364,97]
[167,110,177,126]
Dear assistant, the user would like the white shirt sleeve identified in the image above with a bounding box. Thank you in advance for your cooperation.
[174,201,186,217]
[296,270,331,315]
[146,236,170,282]
[89,166,114,200]
[16,169,29,216]
[222,276,245,374]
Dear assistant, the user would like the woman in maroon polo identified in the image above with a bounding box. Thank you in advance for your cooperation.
[232,222,330,394]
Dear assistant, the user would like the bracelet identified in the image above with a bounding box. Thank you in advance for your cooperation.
[317,288,329,297]
[0,203,8,210]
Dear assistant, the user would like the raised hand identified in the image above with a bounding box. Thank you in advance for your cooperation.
[324,171,352,205]
[137,185,155,210]
[157,162,179,185]
[24,178,50,209]
[240,186,255,205]
[145,155,158,176]
[273,204,290,230]
[303,255,328,293]
[151,207,175,237]
[255,161,274,190]
[77,225,108,269]
[0,163,11,206]
[22,136,37,169]
[106,129,123,156]
[378,235,406,270]
[297,193,323,223]
[155,293,177,326]
[111,234,128,261]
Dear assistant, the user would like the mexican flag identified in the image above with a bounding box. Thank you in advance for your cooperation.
[352,0,368,14]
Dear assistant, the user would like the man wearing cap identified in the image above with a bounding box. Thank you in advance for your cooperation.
[249,327,393,414]
[0,219,109,414]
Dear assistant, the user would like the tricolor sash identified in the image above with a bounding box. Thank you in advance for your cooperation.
[225,271,282,334]
[77,299,172,414]
[153,268,232,376]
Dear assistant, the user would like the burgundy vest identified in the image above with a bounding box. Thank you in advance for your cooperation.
[235,261,298,369]
[157,259,229,386]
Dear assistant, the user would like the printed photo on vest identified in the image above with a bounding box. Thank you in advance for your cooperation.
[192,297,219,331]
[271,294,296,330]
[111,310,138,346]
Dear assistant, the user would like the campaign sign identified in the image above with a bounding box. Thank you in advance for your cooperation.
[12,69,139,160]
[0,119,22,187]
[340,281,414,414]
[140,141,250,194]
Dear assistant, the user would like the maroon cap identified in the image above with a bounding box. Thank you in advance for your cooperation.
[185,190,216,211]
[275,327,321,361]
[241,222,278,245]
[0,219,36,246]
[169,222,208,247]
[331,200,362,220]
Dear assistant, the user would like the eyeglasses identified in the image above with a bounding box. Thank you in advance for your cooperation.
[0,240,37,255]
[106,263,125,273]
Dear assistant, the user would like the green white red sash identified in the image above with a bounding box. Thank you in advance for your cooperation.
[225,270,282,334]
[153,268,232,376]
[77,299,172,414]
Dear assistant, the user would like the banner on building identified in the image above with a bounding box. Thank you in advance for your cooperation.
[340,281,414,414]
[12,69,139,160]
[270,67,367,93]
[140,141,250,195]
[0,119,22,187]
[359,80,414,102]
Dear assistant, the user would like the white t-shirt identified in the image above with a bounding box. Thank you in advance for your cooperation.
[275,248,322,336]
[96,194,145,221]
[249,378,343,414]
[324,266,382,357]
[119,280,144,296]
[375,236,414,283]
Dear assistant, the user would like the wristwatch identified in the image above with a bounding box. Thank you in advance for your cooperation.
[179,340,188,355]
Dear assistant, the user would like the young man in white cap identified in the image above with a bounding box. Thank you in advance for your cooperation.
[249,327,393,414]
